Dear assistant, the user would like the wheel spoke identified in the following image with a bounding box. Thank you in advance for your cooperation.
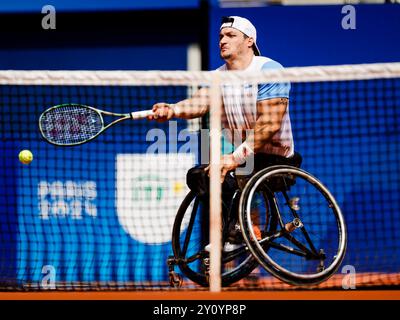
[240,166,347,286]
[298,225,319,256]
[268,242,308,258]
[282,233,319,259]
[173,191,260,287]
[185,252,204,264]
[222,245,249,263]
[281,190,323,256]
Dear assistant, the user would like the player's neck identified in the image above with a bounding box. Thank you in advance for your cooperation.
[225,53,254,70]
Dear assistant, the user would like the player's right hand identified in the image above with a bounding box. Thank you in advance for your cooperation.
[147,103,175,122]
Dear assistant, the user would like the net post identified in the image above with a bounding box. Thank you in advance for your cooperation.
[209,71,222,292]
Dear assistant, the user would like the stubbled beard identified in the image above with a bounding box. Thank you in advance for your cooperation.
[220,51,231,60]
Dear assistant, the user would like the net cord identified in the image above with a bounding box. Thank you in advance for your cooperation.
[0,62,399,86]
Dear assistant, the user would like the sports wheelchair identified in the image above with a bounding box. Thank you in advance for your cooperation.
[167,163,347,287]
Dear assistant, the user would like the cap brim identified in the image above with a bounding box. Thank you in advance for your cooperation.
[253,43,261,56]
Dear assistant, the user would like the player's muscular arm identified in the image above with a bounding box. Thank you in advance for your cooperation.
[148,87,210,122]
[172,87,210,119]
[208,98,288,182]
[229,97,288,167]
[248,97,288,152]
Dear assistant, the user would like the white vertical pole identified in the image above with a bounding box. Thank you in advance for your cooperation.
[187,43,202,132]
[187,43,201,71]
[209,72,222,292]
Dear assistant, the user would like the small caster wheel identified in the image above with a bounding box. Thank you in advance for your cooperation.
[169,271,183,288]
[317,249,326,272]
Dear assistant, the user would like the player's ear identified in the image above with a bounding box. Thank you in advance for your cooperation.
[247,37,255,50]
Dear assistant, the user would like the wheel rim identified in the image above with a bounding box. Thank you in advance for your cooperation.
[172,192,258,287]
[240,166,347,285]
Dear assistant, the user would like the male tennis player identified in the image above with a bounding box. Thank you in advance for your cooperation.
[148,16,301,250]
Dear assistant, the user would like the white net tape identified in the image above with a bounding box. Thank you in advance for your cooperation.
[0,62,399,86]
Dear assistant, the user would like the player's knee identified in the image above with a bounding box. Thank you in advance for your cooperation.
[187,165,209,196]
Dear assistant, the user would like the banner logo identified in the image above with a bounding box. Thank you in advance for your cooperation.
[38,180,97,219]
[116,153,195,244]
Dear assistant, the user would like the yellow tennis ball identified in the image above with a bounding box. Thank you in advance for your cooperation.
[19,150,33,165]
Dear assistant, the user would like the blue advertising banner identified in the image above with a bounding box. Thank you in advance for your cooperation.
[1,84,199,287]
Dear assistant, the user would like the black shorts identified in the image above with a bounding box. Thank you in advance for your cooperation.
[186,152,302,197]
[186,152,302,235]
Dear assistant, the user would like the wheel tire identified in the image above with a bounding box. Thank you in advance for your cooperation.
[239,165,347,286]
[172,191,259,287]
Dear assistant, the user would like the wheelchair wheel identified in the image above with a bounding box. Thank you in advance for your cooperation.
[239,165,347,286]
[171,191,259,287]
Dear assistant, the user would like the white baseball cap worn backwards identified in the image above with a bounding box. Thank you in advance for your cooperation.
[220,16,261,56]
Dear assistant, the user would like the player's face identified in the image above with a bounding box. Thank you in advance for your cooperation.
[219,27,250,60]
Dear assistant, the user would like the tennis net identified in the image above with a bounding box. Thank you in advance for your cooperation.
[0,63,399,291]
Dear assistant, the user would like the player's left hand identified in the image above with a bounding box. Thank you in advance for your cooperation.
[204,154,240,183]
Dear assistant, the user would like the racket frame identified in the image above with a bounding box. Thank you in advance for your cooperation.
[39,103,151,146]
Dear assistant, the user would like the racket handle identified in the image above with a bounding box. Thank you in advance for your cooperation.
[130,110,153,120]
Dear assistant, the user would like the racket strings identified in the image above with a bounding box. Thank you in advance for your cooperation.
[40,105,103,145]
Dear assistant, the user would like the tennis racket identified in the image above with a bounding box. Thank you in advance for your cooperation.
[39,103,153,146]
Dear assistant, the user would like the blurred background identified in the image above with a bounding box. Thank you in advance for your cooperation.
[0,0,399,71]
